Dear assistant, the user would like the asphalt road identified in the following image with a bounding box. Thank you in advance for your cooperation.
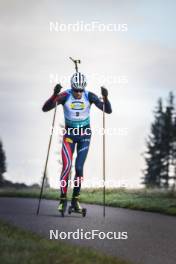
[0,197,176,264]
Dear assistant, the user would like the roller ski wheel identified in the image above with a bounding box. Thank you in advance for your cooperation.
[82,208,87,217]
[58,198,67,217]
[68,205,72,215]
[68,197,87,217]
[68,205,87,217]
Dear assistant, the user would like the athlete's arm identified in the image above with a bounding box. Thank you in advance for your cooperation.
[42,91,68,112]
[88,91,112,114]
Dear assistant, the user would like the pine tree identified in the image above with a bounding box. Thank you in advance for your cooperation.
[0,140,7,185]
[143,99,165,188]
[143,92,176,189]
[44,172,50,189]
[42,170,50,189]
[171,112,176,189]
[160,93,174,187]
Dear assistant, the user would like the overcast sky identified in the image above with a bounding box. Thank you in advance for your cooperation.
[0,0,176,188]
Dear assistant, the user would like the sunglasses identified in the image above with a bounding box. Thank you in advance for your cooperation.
[73,89,83,93]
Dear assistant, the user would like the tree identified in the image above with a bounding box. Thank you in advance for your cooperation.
[171,112,176,189]
[142,99,165,187]
[0,140,7,185]
[143,92,176,189]
[42,170,50,189]
[160,93,174,187]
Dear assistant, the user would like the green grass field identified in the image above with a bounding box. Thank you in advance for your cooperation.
[0,187,176,216]
[0,220,130,264]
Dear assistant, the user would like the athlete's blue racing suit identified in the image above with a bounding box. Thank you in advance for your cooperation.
[42,88,112,198]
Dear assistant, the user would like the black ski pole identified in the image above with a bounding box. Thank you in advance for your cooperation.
[103,101,106,217]
[36,101,58,216]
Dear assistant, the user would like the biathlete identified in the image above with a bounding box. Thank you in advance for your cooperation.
[42,72,112,215]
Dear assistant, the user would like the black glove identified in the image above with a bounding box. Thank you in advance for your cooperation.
[54,83,62,95]
[101,86,108,98]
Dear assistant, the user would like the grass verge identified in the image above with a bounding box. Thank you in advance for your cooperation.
[0,187,176,216]
[0,220,130,264]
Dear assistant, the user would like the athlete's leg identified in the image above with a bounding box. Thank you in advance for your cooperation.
[72,136,91,198]
[60,136,75,197]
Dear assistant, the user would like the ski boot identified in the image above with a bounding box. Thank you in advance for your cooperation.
[68,196,87,217]
[58,195,67,217]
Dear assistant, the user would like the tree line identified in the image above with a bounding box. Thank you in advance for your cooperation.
[0,140,49,188]
[142,92,176,189]
[0,140,6,186]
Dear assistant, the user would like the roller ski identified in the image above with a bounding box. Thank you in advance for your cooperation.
[58,195,67,217]
[68,196,87,217]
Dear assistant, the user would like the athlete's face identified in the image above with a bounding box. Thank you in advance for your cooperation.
[72,90,83,99]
